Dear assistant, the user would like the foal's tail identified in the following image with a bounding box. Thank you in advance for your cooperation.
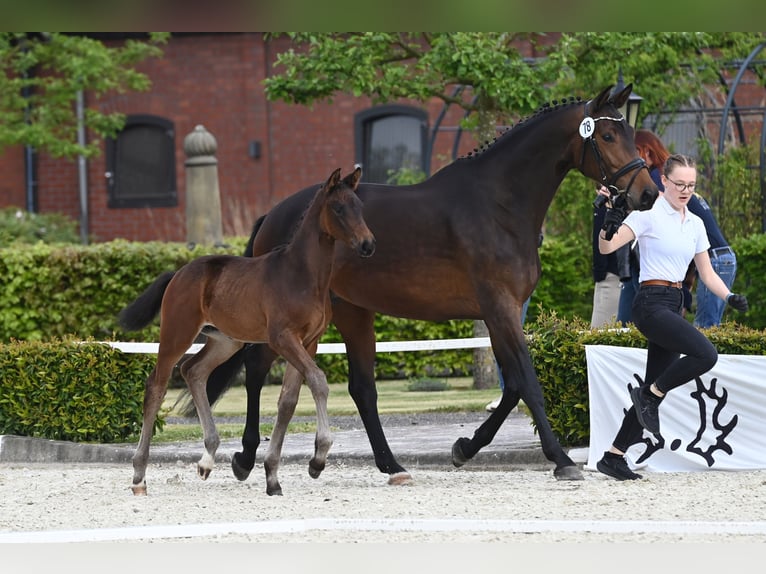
[118,271,175,331]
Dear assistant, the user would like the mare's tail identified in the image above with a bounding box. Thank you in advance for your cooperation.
[177,214,268,417]
[118,271,175,331]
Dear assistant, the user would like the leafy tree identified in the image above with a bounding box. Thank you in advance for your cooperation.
[0,32,168,158]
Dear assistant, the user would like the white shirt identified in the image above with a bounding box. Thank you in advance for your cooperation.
[623,195,710,284]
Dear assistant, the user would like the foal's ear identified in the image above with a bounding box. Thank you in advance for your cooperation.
[325,167,342,189]
[344,165,362,190]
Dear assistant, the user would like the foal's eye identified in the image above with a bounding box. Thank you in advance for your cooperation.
[332,205,344,215]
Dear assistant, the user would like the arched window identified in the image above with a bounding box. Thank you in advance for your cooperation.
[354,105,428,184]
[105,114,177,208]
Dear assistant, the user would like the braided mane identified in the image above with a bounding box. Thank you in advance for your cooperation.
[459,96,583,160]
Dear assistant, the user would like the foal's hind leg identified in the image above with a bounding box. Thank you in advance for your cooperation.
[131,354,181,495]
[263,363,303,496]
[181,338,244,481]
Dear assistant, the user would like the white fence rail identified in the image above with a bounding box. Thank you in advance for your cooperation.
[102,337,493,355]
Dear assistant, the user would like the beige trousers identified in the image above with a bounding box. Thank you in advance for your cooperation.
[590,272,621,328]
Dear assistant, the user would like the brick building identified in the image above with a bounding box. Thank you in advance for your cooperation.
[0,33,763,242]
[0,33,492,243]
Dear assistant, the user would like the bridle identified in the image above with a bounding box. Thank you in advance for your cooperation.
[579,113,649,205]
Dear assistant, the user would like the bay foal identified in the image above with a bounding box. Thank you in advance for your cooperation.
[118,167,374,495]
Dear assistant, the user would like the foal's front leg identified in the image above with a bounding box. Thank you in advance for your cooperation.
[263,363,303,496]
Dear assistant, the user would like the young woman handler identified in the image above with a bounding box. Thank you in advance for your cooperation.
[595,154,749,481]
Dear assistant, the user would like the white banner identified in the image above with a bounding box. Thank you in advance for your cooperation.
[586,345,766,473]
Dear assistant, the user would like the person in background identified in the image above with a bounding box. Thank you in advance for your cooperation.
[616,130,671,325]
[594,153,748,481]
[591,186,630,328]
[634,130,736,328]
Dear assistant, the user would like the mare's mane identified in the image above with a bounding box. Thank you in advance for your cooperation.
[458,96,584,160]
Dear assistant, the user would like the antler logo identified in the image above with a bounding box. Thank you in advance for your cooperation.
[627,374,738,467]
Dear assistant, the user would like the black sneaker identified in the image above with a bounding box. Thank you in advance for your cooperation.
[596,452,642,481]
[631,385,662,435]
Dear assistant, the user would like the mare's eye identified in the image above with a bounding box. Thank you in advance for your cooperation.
[333,205,344,215]
[602,133,614,142]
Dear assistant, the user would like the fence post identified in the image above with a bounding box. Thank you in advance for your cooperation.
[184,124,224,247]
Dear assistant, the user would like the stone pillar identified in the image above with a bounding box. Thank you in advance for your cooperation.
[184,124,223,247]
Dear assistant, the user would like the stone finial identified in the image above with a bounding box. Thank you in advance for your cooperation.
[184,124,218,165]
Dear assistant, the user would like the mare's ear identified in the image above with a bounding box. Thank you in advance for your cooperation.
[325,167,342,190]
[344,165,362,190]
[588,85,615,115]
[609,82,632,111]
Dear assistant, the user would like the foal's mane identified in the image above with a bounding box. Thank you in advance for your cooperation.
[458,96,584,160]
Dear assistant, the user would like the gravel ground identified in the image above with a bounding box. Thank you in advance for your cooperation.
[2,459,766,544]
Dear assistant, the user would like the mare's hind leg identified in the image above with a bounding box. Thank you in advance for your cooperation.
[232,344,279,481]
[332,301,410,485]
[263,363,303,496]
[181,337,244,481]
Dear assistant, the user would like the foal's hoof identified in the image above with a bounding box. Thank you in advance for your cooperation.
[197,464,212,481]
[308,460,325,479]
[131,482,147,496]
[554,465,584,481]
[232,453,253,482]
[266,485,283,496]
[387,472,413,486]
[451,437,472,468]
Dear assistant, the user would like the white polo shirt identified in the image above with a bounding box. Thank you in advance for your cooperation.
[623,195,710,284]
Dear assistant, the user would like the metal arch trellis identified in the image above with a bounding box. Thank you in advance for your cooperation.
[717,41,766,232]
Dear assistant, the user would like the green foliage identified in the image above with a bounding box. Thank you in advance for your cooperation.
[265,33,765,127]
[0,339,159,442]
[0,239,247,342]
[697,138,764,241]
[0,32,167,158]
[528,233,593,323]
[0,206,80,245]
[728,233,766,329]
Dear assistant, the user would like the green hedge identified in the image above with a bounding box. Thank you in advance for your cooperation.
[0,239,247,342]
[0,339,158,442]
[2,317,764,447]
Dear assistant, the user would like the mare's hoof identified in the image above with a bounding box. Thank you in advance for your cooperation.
[197,465,212,481]
[232,453,253,482]
[451,437,472,468]
[131,482,147,496]
[387,472,413,486]
[308,460,325,479]
[554,465,584,481]
[266,486,283,496]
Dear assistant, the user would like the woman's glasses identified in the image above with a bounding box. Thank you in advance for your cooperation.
[667,178,696,192]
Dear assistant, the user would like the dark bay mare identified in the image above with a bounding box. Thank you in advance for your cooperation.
[200,84,659,484]
[118,167,375,495]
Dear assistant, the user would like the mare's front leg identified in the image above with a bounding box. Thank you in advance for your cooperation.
[232,344,278,481]
[333,301,411,485]
[181,339,243,480]
[262,363,303,496]
[451,312,582,481]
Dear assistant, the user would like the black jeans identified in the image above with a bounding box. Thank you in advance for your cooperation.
[612,285,718,452]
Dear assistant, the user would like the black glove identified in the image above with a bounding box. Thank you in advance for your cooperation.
[601,205,627,240]
[727,293,748,312]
